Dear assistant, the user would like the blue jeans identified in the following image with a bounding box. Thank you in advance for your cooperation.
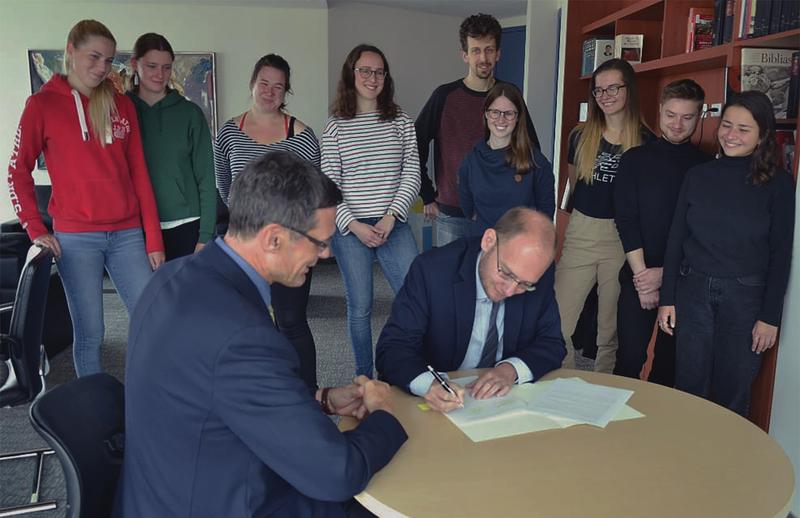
[332,219,418,377]
[434,212,470,247]
[674,266,764,416]
[55,228,154,377]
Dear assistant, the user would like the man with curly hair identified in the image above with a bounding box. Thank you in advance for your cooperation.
[416,12,541,246]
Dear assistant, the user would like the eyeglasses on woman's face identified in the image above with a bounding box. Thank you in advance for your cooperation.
[592,84,626,98]
[485,108,519,121]
[354,67,387,80]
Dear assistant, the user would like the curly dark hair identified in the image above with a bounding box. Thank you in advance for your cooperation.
[720,91,780,186]
[459,13,502,52]
[330,44,398,121]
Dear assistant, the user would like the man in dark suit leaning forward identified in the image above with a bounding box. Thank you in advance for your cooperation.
[118,151,407,517]
[376,207,565,412]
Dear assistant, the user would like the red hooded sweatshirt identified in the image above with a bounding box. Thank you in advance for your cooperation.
[7,75,163,253]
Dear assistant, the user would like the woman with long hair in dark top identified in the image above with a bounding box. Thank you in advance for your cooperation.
[214,54,321,389]
[458,83,555,234]
[556,58,654,373]
[658,91,795,416]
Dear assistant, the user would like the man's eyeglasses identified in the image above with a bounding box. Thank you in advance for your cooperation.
[486,108,518,121]
[354,67,387,80]
[285,226,330,251]
[591,84,626,98]
[495,238,537,292]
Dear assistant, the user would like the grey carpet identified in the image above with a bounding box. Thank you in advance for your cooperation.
[0,262,592,516]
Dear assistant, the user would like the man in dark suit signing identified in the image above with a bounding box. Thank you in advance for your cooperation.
[118,151,407,517]
[376,207,565,412]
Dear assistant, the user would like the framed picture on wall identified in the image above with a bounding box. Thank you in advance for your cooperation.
[27,49,217,170]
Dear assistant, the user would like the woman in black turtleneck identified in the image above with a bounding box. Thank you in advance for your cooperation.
[658,91,795,417]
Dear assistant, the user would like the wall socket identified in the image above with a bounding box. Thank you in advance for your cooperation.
[709,103,722,117]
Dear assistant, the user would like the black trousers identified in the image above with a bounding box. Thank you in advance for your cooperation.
[162,220,200,261]
[674,266,764,417]
[614,263,675,386]
[271,268,317,390]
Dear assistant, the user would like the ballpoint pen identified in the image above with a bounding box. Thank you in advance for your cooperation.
[427,365,464,407]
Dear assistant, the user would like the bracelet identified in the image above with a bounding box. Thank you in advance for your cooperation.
[319,387,334,415]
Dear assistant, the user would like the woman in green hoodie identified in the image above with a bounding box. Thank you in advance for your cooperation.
[127,33,215,260]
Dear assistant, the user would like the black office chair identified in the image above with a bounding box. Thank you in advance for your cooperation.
[29,373,125,518]
[0,245,57,516]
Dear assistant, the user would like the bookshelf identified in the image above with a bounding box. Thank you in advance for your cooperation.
[558,0,799,432]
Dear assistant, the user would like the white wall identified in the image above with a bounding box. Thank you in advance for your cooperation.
[524,0,563,163]
[327,1,466,119]
[770,177,800,516]
[0,0,328,223]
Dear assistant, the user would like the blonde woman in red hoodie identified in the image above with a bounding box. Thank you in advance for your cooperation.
[7,20,164,377]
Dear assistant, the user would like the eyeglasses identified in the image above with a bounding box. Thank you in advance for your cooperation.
[495,238,537,292]
[486,109,518,121]
[354,67,387,80]
[285,226,330,251]
[592,84,626,98]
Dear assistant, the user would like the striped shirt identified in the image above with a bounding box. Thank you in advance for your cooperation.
[213,118,321,205]
[321,110,421,234]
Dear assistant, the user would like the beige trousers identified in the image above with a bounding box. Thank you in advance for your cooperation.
[555,210,625,373]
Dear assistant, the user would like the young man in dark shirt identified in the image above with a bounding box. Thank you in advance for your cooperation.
[613,79,712,386]
[416,13,540,246]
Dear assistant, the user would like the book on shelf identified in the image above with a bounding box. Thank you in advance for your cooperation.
[713,0,735,44]
[614,34,644,64]
[781,0,800,32]
[775,130,795,173]
[788,51,799,120]
[582,38,614,76]
[723,0,735,43]
[741,48,794,118]
[741,0,800,38]
[687,7,715,52]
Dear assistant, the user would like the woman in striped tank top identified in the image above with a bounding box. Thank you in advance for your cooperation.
[213,54,321,389]
[322,44,421,378]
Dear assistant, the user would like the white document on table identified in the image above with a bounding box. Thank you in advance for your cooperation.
[527,377,634,428]
[440,376,643,442]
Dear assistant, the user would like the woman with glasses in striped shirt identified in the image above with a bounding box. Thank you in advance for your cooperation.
[322,44,421,378]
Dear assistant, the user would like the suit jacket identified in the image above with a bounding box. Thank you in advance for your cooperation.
[117,241,407,518]
[375,237,565,390]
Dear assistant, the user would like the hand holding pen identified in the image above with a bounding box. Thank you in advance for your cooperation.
[424,365,465,413]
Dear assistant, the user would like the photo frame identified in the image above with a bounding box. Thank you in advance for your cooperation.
[27,49,217,170]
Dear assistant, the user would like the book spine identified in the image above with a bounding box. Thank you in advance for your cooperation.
[769,0,783,35]
[713,0,725,45]
[753,0,772,37]
[788,51,800,120]
[687,12,697,52]
[723,0,735,43]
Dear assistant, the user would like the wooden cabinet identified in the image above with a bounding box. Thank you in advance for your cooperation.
[557,0,799,431]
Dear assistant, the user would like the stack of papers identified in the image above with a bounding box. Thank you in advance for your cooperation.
[442,377,643,442]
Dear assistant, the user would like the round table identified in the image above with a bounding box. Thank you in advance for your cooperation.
[340,369,795,517]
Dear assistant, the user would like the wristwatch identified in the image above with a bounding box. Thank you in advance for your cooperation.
[386,209,398,219]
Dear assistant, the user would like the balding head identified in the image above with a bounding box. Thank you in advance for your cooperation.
[478,207,556,302]
[494,207,556,261]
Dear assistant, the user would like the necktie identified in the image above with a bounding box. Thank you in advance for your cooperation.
[478,302,501,368]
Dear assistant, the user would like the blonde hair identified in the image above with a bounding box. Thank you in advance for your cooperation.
[573,59,645,183]
[65,20,118,147]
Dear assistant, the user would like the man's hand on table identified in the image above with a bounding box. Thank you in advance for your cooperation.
[424,381,465,413]
[466,363,516,400]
